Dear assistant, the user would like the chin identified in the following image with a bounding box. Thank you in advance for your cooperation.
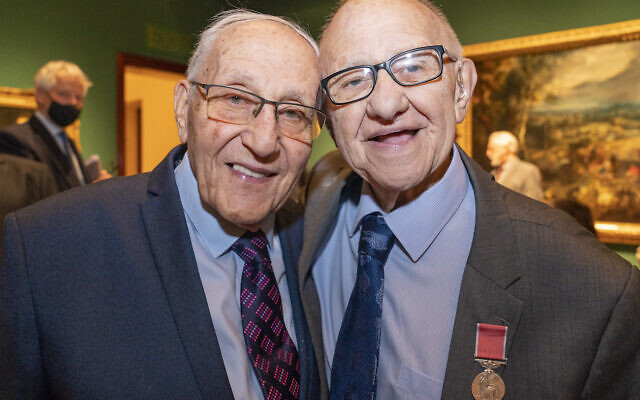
[224,211,265,231]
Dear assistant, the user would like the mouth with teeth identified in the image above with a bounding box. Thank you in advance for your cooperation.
[371,129,419,144]
[229,163,274,179]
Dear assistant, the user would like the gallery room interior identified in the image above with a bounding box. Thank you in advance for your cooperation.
[0,0,638,261]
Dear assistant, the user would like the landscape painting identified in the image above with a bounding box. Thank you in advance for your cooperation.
[464,20,640,243]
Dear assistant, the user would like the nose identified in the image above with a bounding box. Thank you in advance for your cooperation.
[365,71,409,122]
[73,96,84,109]
[241,104,280,160]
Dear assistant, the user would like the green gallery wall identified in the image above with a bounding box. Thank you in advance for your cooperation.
[0,0,638,262]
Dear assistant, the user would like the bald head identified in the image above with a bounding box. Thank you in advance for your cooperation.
[321,0,462,64]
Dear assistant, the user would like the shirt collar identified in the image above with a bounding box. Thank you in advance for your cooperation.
[348,146,470,262]
[174,152,276,258]
[34,110,63,136]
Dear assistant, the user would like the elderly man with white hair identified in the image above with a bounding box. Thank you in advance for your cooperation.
[0,61,110,191]
[486,130,544,201]
[0,9,324,400]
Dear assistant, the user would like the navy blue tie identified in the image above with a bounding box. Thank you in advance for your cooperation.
[330,212,396,400]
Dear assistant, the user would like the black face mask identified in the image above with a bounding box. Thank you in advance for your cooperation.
[48,100,81,127]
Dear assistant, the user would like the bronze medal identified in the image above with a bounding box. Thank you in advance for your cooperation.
[472,323,509,400]
[471,369,505,400]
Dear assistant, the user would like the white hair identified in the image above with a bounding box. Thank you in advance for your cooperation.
[34,60,92,95]
[186,9,319,81]
[489,130,519,154]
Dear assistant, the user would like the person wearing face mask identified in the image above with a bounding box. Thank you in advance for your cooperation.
[0,60,110,192]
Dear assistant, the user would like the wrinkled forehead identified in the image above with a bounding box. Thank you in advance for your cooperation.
[320,0,446,73]
[201,21,320,95]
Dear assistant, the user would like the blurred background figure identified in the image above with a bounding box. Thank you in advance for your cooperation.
[486,130,544,201]
[0,154,57,251]
[0,60,110,193]
[554,198,597,235]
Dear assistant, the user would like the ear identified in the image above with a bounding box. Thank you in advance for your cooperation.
[174,79,191,144]
[34,86,49,111]
[454,58,477,124]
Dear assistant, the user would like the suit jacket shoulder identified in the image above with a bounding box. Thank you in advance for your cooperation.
[0,145,235,399]
[442,149,640,399]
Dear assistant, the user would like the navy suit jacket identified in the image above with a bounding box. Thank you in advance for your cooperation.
[0,145,319,399]
[0,115,88,191]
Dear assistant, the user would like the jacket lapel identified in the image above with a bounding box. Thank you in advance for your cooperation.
[278,201,321,399]
[28,116,80,188]
[139,145,233,399]
[298,151,357,399]
[441,148,523,399]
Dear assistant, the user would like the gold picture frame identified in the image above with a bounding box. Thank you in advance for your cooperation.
[457,19,640,244]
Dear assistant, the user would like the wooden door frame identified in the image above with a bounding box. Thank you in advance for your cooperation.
[116,53,186,176]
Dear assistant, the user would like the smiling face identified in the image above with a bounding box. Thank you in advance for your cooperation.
[174,20,320,230]
[320,0,476,210]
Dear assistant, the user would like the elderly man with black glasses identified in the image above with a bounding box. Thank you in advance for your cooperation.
[298,0,640,399]
[0,9,324,400]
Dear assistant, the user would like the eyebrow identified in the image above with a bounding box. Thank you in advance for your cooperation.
[219,72,312,105]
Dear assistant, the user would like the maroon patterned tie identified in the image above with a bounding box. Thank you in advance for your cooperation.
[232,230,300,400]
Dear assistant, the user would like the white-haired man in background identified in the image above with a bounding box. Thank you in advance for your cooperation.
[0,61,109,192]
[486,130,543,201]
[0,9,324,399]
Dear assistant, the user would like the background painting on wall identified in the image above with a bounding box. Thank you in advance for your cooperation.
[0,87,35,128]
[459,19,640,244]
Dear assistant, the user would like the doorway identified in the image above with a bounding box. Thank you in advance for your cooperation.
[117,53,186,176]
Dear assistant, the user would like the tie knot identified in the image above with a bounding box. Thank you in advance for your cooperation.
[231,229,269,264]
[58,131,70,144]
[358,212,395,261]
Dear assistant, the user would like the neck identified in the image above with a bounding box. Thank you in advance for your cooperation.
[370,151,452,212]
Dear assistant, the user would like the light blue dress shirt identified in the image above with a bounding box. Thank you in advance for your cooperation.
[312,147,476,399]
[175,153,298,400]
[35,111,67,154]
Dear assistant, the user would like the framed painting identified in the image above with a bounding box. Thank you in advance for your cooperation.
[457,19,640,244]
[0,86,36,127]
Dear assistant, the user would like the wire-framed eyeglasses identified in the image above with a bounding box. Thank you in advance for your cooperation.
[191,81,326,144]
[320,45,458,105]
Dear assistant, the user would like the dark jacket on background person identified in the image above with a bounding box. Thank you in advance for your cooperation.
[0,115,88,191]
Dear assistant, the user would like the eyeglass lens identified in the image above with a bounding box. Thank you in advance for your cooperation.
[204,86,323,141]
[325,47,443,104]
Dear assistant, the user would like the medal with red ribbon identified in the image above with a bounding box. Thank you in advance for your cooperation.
[471,323,508,400]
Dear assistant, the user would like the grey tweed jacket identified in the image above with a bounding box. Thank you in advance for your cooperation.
[299,146,640,400]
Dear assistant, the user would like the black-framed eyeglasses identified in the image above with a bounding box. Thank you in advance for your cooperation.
[320,45,458,106]
[190,81,326,144]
